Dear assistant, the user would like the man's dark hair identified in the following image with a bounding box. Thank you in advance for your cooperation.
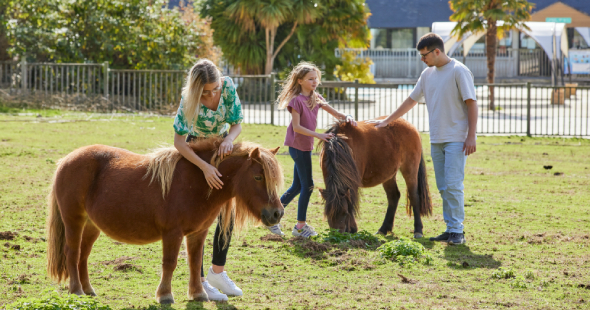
[416,33,445,53]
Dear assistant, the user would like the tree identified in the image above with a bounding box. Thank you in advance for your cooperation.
[449,0,532,110]
[201,0,370,76]
[4,0,218,69]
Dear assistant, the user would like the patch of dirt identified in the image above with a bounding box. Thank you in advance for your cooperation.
[101,256,137,266]
[398,274,418,284]
[11,244,21,251]
[0,231,17,240]
[8,274,31,285]
[114,263,143,273]
[288,237,332,259]
[260,234,284,242]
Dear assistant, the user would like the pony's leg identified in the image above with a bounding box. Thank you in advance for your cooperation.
[186,230,208,302]
[63,216,87,295]
[378,176,401,235]
[155,230,183,304]
[79,220,100,296]
[401,167,424,238]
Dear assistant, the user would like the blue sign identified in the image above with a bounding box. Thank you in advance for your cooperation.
[546,17,572,23]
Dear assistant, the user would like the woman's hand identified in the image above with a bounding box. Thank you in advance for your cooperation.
[202,163,224,190]
[317,132,334,142]
[218,138,234,160]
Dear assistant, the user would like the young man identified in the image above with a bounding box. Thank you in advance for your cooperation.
[372,33,477,245]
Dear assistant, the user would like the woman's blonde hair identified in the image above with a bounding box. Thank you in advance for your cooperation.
[181,59,221,126]
[277,61,325,110]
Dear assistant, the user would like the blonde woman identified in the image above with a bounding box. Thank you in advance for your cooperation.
[266,62,357,237]
[173,59,243,301]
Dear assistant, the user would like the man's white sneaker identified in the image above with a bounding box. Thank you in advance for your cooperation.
[202,280,228,301]
[292,224,318,238]
[206,267,243,296]
[265,223,285,236]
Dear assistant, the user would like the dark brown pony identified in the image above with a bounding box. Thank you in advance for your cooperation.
[46,138,284,304]
[319,117,432,237]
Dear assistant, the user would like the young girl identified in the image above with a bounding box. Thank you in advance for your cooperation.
[266,62,357,237]
[173,59,243,301]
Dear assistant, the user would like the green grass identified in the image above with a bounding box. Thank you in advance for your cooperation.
[1,111,589,309]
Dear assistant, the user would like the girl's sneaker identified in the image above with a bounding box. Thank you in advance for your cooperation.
[206,267,243,296]
[265,223,285,236]
[292,224,318,238]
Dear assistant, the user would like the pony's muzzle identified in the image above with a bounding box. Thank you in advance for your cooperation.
[261,207,284,226]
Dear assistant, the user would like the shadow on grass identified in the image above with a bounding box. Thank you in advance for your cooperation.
[414,239,501,269]
[442,244,501,269]
[122,300,238,310]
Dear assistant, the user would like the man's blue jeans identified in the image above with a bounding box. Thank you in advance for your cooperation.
[431,142,467,233]
[280,147,314,222]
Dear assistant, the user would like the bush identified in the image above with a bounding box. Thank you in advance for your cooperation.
[377,237,433,267]
[334,51,375,84]
[492,267,516,279]
[6,291,113,310]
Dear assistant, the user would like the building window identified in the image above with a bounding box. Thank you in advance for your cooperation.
[568,28,589,49]
[520,33,539,49]
[390,29,413,49]
[370,28,415,49]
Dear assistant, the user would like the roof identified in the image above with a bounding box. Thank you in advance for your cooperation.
[366,0,590,29]
[366,0,454,28]
[530,0,590,16]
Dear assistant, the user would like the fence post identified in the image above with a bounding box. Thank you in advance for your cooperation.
[20,58,27,96]
[526,82,531,137]
[270,73,275,125]
[354,79,359,120]
[103,62,109,99]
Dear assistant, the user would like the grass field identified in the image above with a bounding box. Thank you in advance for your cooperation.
[1,110,589,309]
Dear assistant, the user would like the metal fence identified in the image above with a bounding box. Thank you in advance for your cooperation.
[335,48,564,79]
[1,61,589,137]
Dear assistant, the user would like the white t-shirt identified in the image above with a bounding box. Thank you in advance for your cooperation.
[409,59,476,143]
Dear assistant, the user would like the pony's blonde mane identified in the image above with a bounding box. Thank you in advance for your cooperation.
[144,138,284,246]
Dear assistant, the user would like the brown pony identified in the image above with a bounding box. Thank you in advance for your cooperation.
[318,117,432,237]
[46,138,284,304]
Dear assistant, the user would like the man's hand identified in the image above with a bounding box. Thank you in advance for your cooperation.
[463,136,476,156]
[366,119,389,128]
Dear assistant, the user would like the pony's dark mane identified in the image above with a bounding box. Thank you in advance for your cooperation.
[319,121,362,220]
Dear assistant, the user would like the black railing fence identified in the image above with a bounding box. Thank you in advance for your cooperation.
[1,61,589,137]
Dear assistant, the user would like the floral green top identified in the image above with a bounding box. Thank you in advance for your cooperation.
[173,76,243,137]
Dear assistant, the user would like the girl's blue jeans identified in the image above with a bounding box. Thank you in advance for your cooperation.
[430,142,467,234]
[280,147,314,222]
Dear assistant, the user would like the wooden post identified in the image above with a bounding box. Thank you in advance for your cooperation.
[354,79,359,120]
[270,73,275,125]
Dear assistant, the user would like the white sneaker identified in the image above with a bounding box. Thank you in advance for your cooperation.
[292,224,318,238]
[265,223,285,236]
[202,280,228,301]
[206,267,243,296]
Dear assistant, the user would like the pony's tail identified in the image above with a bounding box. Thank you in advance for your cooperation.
[416,153,432,217]
[46,184,68,283]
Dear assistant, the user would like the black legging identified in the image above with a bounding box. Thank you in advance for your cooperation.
[201,215,233,277]
[185,134,233,277]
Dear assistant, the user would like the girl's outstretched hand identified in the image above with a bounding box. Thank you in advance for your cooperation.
[202,163,224,190]
[345,115,358,127]
[317,132,334,142]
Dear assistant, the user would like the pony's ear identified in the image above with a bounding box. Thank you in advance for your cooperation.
[249,147,261,160]
[269,146,280,155]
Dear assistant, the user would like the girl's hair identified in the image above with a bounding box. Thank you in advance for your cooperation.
[277,61,325,110]
[181,59,221,127]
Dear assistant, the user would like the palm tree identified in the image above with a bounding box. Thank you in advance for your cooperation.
[449,0,533,110]
[227,0,319,75]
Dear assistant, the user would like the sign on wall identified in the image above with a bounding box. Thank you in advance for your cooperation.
[546,17,572,23]
[564,50,590,74]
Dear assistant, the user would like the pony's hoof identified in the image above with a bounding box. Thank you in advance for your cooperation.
[84,290,97,297]
[189,292,209,302]
[157,293,175,304]
[375,230,386,236]
[414,232,424,239]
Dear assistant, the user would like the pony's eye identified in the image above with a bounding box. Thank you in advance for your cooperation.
[254,175,263,181]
